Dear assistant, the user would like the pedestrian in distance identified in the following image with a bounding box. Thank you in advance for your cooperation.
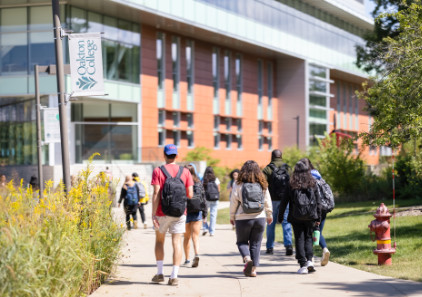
[150,144,194,286]
[227,169,240,198]
[262,149,293,256]
[202,166,220,237]
[118,175,141,230]
[307,158,334,266]
[230,160,273,277]
[278,158,322,274]
[132,172,149,229]
[183,163,207,268]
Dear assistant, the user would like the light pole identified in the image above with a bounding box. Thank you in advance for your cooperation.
[51,0,71,193]
[293,115,299,148]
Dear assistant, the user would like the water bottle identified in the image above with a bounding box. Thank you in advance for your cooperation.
[312,225,320,247]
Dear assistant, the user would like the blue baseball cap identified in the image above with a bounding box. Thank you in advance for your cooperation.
[164,144,178,155]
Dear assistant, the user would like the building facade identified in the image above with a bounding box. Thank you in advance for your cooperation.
[0,0,380,182]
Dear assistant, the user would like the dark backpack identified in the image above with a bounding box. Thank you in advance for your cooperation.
[187,181,206,213]
[125,184,139,206]
[160,165,187,217]
[205,180,220,201]
[317,179,335,213]
[292,188,318,221]
[241,183,265,214]
[268,164,290,201]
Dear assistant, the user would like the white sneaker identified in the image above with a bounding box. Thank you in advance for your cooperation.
[321,248,330,266]
[306,260,316,272]
[297,266,308,274]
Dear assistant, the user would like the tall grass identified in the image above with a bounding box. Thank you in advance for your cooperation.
[0,158,124,297]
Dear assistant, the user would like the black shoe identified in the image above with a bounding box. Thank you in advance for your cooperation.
[265,248,273,254]
[286,245,293,256]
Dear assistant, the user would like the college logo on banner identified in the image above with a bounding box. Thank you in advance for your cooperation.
[68,33,105,97]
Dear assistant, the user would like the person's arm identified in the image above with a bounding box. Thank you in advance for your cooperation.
[278,187,290,223]
[229,185,240,225]
[264,189,273,225]
[118,185,126,207]
[187,185,193,199]
[151,185,160,228]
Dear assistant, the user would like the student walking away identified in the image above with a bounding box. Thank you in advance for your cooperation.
[118,175,141,230]
[202,166,220,236]
[278,158,322,274]
[132,172,149,229]
[262,149,293,256]
[307,158,334,266]
[151,144,194,286]
[230,160,273,277]
[183,164,207,268]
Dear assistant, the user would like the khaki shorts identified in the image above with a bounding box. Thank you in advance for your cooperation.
[156,215,186,234]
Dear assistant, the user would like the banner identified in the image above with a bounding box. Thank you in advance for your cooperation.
[43,108,61,143]
[68,33,105,97]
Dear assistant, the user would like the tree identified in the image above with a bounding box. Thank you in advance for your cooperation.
[358,1,422,147]
[356,0,414,73]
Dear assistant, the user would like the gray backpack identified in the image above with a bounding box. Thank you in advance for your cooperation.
[241,183,265,214]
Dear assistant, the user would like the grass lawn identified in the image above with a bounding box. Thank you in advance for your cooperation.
[218,199,422,282]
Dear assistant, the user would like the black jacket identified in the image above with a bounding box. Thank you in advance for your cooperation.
[278,185,322,224]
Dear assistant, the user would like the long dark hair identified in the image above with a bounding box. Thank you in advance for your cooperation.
[185,164,200,183]
[290,158,316,190]
[236,160,268,190]
[202,166,216,187]
[229,169,240,187]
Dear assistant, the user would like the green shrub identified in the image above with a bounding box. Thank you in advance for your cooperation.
[0,158,124,297]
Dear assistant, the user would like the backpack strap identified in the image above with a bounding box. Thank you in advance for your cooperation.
[160,165,172,179]
[268,163,276,171]
[175,166,184,179]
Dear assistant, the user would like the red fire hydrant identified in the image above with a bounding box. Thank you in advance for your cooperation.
[368,203,396,265]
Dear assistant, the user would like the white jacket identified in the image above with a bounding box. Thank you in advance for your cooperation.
[230,183,273,221]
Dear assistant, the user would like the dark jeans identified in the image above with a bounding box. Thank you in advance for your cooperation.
[292,221,314,267]
[235,218,266,267]
[124,204,138,229]
[138,204,146,223]
[319,212,327,249]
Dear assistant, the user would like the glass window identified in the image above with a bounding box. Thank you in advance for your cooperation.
[70,7,87,33]
[258,120,263,133]
[214,132,220,149]
[258,136,263,150]
[212,48,220,113]
[103,39,118,80]
[173,130,180,146]
[172,36,180,92]
[237,134,242,150]
[158,128,165,146]
[186,40,194,98]
[310,95,326,107]
[268,137,272,150]
[309,79,327,93]
[30,6,52,31]
[111,102,137,122]
[310,123,326,136]
[117,43,132,81]
[158,110,165,126]
[187,131,194,147]
[1,8,27,32]
[103,16,118,41]
[214,115,220,130]
[224,51,231,113]
[157,32,165,90]
[187,113,194,128]
[235,54,242,116]
[237,119,242,132]
[226,134,231,149]
[87,12,103,32]
[173,112,180,127]
[309,64,326,78]
[118,20,132,42]
[225,117,231,131]
[267,62,273,106]
[310,109,327,119]
[1,32,28,74]
[268,122,272,134]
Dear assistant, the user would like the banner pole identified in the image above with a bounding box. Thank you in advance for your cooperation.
[34,65,44,199]
[52,0,71,193]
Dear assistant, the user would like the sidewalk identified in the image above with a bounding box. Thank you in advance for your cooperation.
[91,206,422,297]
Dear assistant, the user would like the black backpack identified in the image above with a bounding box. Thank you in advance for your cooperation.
[187,181,206,213]
[292,188,318,221]
[205,180,220,201]
[268,164,289,201]
[317,179,335,213]
[125,184,139,206]
[160,165,187,217]
[241,183,265,214]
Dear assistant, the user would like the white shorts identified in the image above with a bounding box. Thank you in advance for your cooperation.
[156,215,186,234]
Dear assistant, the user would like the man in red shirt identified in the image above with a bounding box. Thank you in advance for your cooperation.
[151,144,193,286]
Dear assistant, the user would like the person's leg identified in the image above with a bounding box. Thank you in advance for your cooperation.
[282,203,293,252]
[292,223,307,268]
[209,201,219,235]
[304,222,315,271]
[191,220,202,267]
[139,204,146,223]
[319,213,327,249]
[266,200,280,252]
[131,206,138,229]
[249,218,266,269]
[152,230,166,283]
[235,219,253,260]
[202,203,210,234]
[168,215,185,285]
[183,222,192,262]
[124,205,131,230]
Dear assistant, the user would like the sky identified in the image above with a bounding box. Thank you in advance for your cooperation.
[364,0,376,18]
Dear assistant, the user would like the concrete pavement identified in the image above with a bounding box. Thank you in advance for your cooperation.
[90,205,422,297]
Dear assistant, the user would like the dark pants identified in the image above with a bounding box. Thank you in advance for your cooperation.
[138,204,146,223]
[124,204,138,229]
[235,218,266,267]
[319,212,327,249]
[292,221,314,267]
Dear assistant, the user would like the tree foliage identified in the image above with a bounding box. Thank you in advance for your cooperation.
[356,0,414,73]
[358,1,422,147]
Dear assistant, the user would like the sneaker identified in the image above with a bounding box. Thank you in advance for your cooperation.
[243,260,253,276]
[184,260,191,265]
[210,233,214,237]
[192,256,200,268]
[286,245,293,256]
[144,223,148,229]
[321,248,330,266]
[297,266,308,274]
[151,274,164,283]
[265,248,273,254]
[202,230,208,236]
[306,260,316,272]
[168,278,178,286]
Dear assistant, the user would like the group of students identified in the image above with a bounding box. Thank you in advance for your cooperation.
[119,144,334,285]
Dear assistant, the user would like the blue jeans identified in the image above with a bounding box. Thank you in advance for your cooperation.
[203,201,218,235]
[266,201,292,249]
[319,212,327,249]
